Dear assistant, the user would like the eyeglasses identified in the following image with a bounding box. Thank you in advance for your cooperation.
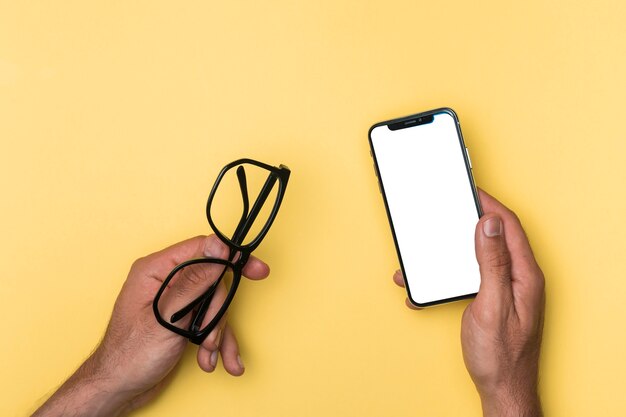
[153,159,290,344]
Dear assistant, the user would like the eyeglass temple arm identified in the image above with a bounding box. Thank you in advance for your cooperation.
[171,166,250,324]
[188,242,248,331]
[186,172,278,331]
[231,165,250,242]
[181,167,252,328]
[232,172,278,246]
[173,170,279,333]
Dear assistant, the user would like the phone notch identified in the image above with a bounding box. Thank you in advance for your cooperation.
[388,114,434,131]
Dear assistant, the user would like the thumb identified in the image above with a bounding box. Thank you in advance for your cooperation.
[137,235,229,283]
[474,214,513,306]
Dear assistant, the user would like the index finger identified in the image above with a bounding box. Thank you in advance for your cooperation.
[138,235,270,283]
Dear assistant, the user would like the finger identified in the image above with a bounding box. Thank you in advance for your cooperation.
[474,214,514,308]
[196,294,227,373]
[242,255,270,280]
[393,269,405,287]
[393,271,422,310]
[220,324,245,376]
[198,282,228,353]
[197,344,218,373]
[138,234,229,284]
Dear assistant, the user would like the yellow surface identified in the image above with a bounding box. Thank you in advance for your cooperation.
[1,1,625,416]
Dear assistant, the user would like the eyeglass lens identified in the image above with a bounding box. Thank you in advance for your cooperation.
[155,261,236,334]
[209,162,280,246]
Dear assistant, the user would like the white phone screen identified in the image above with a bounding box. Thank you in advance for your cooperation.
[370,110,480,305]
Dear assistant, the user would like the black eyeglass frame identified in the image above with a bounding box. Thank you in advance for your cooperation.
[152,158,290,345]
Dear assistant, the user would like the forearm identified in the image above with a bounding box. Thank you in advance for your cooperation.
[32,354,131,417]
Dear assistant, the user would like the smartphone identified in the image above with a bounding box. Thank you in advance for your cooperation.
[368,107,482,307]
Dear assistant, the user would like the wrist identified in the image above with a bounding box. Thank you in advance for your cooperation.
[479,385,542,417]
[32,353,132,417]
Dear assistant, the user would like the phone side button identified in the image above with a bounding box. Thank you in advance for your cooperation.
[378,181,382,193]
[465,147,473,169]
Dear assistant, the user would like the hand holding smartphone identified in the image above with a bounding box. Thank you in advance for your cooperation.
[369,108,481,307]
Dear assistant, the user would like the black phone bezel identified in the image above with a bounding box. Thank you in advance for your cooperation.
[368,107,483,308]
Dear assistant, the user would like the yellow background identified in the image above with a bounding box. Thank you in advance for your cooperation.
[2,1,625,416]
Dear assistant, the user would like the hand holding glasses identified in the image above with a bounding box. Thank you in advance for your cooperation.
[153,159,290,344]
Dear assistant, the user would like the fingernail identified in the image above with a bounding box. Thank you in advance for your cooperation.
[483,217,502,237]
[210,350,218,368]
[237,355,244,369]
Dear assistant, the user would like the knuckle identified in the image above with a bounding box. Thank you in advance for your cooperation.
[486,250,512,270]
[174,284,191,299]
[509,210,522,226]
[203,338,219,352]
[181,267,204,285]
[525,263,546,293]
[535,269,546,291]
[130,256,148,272]
[203,235,229,259]
[175,269,212,297]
